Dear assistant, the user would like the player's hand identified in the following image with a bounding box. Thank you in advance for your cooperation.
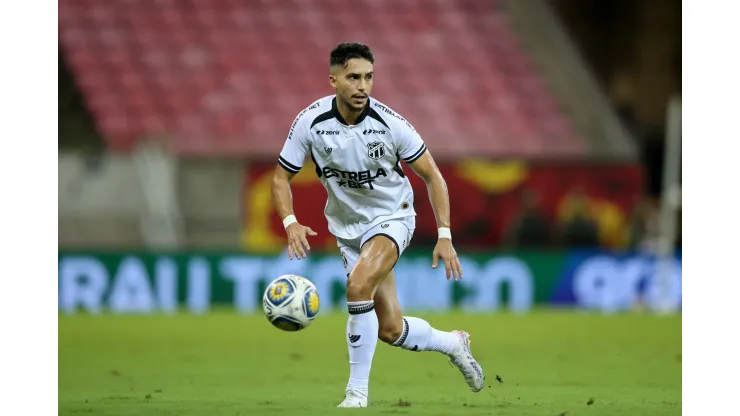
[285,223,317,260]
[432,238,463,280]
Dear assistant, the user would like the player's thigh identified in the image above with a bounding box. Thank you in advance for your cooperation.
[339,243,359,277]
[374,270,404,342]
[350,219,412,288]
[346,234,399,299]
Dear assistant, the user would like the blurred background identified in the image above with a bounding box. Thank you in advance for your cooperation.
[58,0,681,315]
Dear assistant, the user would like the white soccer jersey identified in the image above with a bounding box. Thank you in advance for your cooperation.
[278,95,428,240]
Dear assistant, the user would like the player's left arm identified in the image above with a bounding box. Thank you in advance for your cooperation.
[394,121,462,280]
[407,151,463,280]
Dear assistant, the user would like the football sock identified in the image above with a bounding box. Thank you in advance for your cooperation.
[346,300,379,395]
[391,316,459,355]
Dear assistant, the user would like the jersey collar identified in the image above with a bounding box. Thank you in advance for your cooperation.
[332,96,371,126]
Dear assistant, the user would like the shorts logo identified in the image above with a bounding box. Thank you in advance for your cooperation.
[381,223,389,229]
[324,147,333,154]
[367,141,385,160]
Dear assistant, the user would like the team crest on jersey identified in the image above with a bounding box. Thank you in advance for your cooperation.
[324,147,333,154]
[367,142,385,160]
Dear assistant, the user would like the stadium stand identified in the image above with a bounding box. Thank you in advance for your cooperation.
[59,0,587,158]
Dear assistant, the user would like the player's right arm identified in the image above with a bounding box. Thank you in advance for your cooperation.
[271,112,317,260]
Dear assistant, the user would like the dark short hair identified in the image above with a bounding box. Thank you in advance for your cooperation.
[330,42,374,68]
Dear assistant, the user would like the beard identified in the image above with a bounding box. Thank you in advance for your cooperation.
[342,94,367,111]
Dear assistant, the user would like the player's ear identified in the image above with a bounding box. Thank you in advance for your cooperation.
[329,74,337,89]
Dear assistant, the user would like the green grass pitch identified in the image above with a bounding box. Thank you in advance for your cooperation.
[59,309,681,415]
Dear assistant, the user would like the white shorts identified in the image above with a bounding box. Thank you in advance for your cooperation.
[337,216,415,276]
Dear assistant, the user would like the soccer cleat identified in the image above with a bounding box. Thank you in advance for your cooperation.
[448,330,485,392]
[337,389,368,408]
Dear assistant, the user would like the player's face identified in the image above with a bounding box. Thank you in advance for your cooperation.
[330,58,374,111]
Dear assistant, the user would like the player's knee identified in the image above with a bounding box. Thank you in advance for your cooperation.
[377,319,404,344]
[346,275,374,301]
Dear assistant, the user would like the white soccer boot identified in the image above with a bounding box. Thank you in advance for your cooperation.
[448,330,485,392]
[337,389,368,408]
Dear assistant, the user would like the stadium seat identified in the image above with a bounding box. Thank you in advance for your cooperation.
[58,0,586,157]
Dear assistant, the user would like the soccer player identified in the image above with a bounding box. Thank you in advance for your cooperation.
[271,42,485,408]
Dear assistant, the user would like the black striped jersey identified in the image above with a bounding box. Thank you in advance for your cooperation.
[278,95,427,239]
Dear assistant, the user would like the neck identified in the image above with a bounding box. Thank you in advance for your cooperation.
[336,96,363,125]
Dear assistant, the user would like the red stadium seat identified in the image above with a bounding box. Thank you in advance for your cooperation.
[58,0,586,157]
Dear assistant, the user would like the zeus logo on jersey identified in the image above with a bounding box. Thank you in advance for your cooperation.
[363,129,386,135]
[320,166,388,189]
[316,130,340,135]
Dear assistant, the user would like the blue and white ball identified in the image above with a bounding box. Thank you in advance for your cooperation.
[262,274,320,331]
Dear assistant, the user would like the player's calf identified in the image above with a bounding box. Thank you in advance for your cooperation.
[388,317,458,353]
[377,317,404,344]
[383,316,486,392]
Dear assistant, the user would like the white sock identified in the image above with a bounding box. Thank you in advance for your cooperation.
[391,316,459,355]
[346,300,379,395]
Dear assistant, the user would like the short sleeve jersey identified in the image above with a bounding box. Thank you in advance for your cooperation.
[278,95,427,239]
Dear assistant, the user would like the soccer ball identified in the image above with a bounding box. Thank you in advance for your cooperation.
[262,274,320,331]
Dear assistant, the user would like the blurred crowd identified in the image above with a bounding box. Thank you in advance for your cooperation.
[503,188,680,253]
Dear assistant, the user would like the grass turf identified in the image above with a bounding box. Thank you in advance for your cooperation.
[59,309,681,415]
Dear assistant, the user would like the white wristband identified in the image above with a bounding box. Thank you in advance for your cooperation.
[282,215,297,229]
[438,227,452,239]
